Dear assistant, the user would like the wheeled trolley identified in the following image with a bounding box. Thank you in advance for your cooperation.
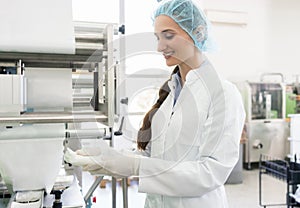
[259,154,300,207]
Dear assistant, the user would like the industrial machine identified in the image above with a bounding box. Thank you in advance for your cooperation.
[0,20,124,208]
[236,73,290,169]
[289,75,300,114]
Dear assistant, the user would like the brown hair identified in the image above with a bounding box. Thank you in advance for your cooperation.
[137,66,179,150]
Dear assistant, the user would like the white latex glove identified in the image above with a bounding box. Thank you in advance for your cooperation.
[83,148,141,178]
[64,143,141,178]
[76,147,101,156]
[76,140,109,156]
[64,148,112,177]
[64,148,98,167]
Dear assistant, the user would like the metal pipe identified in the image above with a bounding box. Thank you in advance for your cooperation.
[0,112,107,124]
[84,176,104,203]
[260,73,285,83]
[122,178,128,208]
[112,177,117,208]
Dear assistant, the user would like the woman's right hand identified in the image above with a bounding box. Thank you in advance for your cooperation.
[75,140,110,156]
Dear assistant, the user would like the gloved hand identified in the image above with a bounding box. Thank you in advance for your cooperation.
[64,143,141,178]
[83,147,141,178]
[76,140,109,156]
[64,148,97,167]
[76,147,101,156]
[64,147,111,176]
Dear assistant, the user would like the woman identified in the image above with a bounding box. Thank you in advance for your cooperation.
[65,0,246,207]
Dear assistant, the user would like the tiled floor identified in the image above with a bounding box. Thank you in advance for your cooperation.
[225,169,286,208]
[82,168,288,208]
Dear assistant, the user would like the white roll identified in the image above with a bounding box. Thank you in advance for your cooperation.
[25,68,73,112]
[0,137,64,193]
[0,0,75,54]
[0,123,65,140]
[67,128,106,139]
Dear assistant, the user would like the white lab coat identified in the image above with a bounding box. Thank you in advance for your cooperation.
[138,60,246,208]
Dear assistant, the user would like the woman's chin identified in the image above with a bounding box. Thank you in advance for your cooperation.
[165,59,178,67]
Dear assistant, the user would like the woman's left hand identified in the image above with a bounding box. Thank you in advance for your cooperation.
[64,146,141,178]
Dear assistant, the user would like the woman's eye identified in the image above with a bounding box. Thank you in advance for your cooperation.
[164,33,174,40]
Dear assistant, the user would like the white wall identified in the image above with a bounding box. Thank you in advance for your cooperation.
[203,0,300,83]
[203,0,269,82]
[266,0,300,83]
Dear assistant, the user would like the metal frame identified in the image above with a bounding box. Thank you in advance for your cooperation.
[0,20,129,208]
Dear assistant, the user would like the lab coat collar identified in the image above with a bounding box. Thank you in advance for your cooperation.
[167,60,211,94]
[169,59,212,87]
[185,59,211,84]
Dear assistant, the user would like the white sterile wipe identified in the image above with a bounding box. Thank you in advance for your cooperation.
[11,190,43,208]
[11,200,41,208]
[15,190,43,202]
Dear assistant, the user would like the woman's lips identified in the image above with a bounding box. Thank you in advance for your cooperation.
[163,52,174,59]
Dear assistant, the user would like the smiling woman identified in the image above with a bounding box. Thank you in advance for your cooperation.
[65,0,246,207]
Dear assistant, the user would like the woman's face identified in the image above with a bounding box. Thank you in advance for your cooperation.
[154,15,195,67]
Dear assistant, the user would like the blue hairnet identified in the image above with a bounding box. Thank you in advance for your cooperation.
[153,0,216,52]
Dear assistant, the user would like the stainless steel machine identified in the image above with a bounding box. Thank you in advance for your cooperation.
[0,21,124,208]
[236,73,290,169]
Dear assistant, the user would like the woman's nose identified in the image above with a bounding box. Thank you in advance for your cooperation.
[157,39,167,52]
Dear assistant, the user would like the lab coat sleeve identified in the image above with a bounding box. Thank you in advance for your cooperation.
[138,82,246,197]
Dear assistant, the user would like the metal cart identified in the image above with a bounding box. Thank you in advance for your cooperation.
[259,154,300,207]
